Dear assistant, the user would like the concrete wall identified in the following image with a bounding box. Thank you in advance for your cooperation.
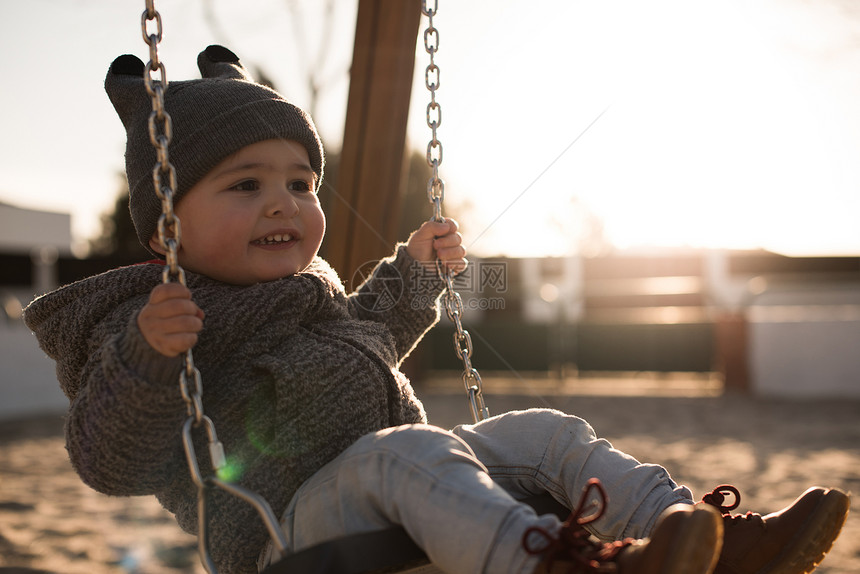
[748,284,860,398]
[0,322,68,420]
[0,203,73,256]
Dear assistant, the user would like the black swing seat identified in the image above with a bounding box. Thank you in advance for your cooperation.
[261,493,569,574]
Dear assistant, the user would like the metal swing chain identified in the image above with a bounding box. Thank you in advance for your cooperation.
[422,0,489,423]
[141,4,288,572]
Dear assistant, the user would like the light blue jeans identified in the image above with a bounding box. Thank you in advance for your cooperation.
[259,408,693,574]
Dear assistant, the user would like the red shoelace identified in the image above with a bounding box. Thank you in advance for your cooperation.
[523,478,631,573]
[702,484,762,525]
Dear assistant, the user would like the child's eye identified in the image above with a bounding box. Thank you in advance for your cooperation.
[289,180,315,194]
[230,180,260,193]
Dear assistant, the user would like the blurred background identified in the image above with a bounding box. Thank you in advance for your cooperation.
[0,3,859,573]
[2,0,859,411]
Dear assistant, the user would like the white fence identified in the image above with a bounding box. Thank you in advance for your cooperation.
[0,322,68,420]
[748,285,860,398]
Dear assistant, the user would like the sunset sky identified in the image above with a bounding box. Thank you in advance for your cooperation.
[2,0,859,258]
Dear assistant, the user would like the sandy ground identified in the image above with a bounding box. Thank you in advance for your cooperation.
[1,378,858,574]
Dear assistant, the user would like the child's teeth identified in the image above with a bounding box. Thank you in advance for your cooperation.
[262,234,292,243]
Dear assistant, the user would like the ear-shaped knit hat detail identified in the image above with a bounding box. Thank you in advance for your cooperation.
[105,45,325,255]
[197,45,250,80]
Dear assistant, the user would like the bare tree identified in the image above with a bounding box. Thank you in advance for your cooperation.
[201,0,342,119]
[88,173,152,261]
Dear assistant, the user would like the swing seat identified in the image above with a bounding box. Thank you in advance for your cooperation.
[261,493,569,574]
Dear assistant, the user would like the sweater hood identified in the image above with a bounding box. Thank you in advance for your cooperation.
[24,258,344,402]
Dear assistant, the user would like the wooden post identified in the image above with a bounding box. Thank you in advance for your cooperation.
[324,0,422,288]
[714,311,750,392]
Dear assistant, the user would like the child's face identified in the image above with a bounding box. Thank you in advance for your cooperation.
[151,139,325,285]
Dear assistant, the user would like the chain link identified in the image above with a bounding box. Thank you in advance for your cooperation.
[422,0,488,423]
[136,5,487,570]
[141,2,208,433]
[139,5,287,571]
[422,1,444,224]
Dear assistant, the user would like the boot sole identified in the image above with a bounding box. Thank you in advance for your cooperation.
[657,505,723,574]
[763,488,851,574]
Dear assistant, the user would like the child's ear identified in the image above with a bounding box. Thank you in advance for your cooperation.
[148,235,167,256]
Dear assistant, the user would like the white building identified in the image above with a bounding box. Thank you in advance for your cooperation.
[515,250,860,398]
[1,201,72,420]
[0,202,72,254]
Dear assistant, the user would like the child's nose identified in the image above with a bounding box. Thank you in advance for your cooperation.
[266,189,300,218]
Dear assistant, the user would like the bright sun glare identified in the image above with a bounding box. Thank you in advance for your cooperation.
[425,0,860,258]
[2,0,858,259]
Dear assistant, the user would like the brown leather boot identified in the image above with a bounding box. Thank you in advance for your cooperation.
[700,485,850,574]
[525,479,723,573]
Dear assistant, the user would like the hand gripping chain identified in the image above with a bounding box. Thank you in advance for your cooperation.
[422,0,489,423]
[139,5,487,572]
[141,3,288,571]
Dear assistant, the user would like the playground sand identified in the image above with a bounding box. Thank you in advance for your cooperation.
[1,384,858,573]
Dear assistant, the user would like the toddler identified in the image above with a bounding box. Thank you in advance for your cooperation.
[24,45,848,574]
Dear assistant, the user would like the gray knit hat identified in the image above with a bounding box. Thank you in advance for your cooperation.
[106,45,325,254]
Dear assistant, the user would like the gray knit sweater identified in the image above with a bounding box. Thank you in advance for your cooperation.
[24,246,442,574]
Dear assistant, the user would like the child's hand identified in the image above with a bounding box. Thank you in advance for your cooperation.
[137,283,205,357]
[406,218,467,275]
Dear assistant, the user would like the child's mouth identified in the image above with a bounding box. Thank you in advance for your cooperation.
[251,233,298,247]
[253,233,296,246]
